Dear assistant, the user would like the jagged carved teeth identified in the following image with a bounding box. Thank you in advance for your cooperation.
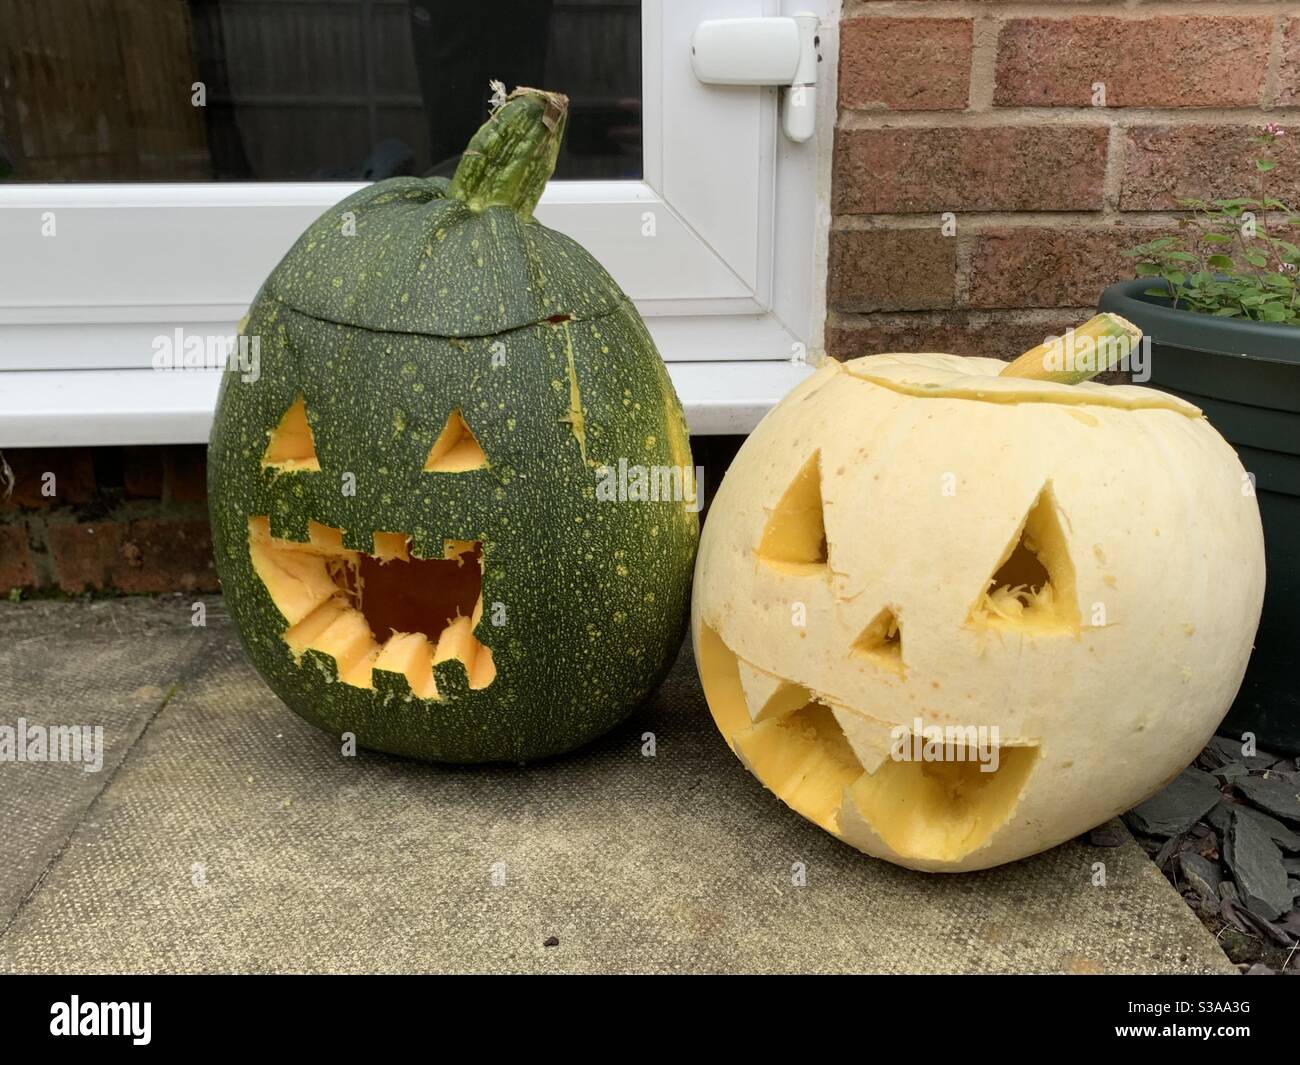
[698,625,1038,864]
[248,516,495,698]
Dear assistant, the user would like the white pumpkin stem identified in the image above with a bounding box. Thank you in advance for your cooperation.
[1000,313,1144,384]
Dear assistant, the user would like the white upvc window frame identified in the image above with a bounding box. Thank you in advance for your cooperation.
[0,0,836,446]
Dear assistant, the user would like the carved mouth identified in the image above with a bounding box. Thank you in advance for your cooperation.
[248,516,495,698]
[697,624,1037,864]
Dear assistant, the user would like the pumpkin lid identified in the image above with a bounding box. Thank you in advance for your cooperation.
[261,88,626,338]
[844,353,1204,417]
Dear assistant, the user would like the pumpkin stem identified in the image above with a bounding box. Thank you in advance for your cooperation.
[449,85,569,221]
[999,313,1144,384]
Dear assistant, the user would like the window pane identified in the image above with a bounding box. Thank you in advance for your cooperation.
[0,0,642,182]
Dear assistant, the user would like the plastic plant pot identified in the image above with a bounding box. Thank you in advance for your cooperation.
[1100,278,1300,754]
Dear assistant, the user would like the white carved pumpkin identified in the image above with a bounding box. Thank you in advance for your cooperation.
[692,352,1265,871]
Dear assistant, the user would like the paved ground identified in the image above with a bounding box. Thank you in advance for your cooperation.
[0,597,1235,974]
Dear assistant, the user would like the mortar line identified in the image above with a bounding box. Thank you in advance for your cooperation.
[841,2,1299,16]
[838,107,1300,130]
[831,208,1297,230]
[1264,15,1285,111]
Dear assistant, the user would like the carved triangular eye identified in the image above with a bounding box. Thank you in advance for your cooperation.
[262,395,320,472]
[851,606,904,676]
[756,452,827,573]
[970,483,1079,634]
[424,409,488,472]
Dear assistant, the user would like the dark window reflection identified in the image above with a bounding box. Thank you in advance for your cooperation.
[0,0,642,182]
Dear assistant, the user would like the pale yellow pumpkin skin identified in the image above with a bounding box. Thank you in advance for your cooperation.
[692,353,1265,872]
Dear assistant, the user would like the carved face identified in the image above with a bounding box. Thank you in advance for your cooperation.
[249,396,496,700]
[209,96,697,764]
[693,353,1264,872]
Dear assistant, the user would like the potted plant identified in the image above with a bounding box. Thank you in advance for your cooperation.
[1099,124,1300,753]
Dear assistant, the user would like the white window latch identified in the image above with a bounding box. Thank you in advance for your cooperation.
[690,13,820,143]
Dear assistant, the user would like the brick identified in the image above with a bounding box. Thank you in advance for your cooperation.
[123,446,164,499]
[50,517,218,595]
[0,448,97,510]
[1120,125,1300,211]
[0,524,36,592]
[827,312,1060,364]
[826,312,1060,366]
[839,18,972,111]
[833,126,1108,214]
[967,225,1173,310]
[49,521,125,594]
[166,446,208,503]
[829,228,957,312]
[995,17,1271,108]
[114,519,218,594]
[1279,19,1300,107]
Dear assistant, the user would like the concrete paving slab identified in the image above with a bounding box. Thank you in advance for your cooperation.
[0,598,213,926]
[0,598,1235,973]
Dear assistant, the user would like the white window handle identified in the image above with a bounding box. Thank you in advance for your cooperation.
[690,13,820,143]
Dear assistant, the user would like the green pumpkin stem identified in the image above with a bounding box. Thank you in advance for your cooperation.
[449,86,569,221]
[1000,313,1144,383]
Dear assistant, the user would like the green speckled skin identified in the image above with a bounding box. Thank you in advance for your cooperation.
[208,115,698,763]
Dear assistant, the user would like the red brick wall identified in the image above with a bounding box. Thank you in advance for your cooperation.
[1,447,217,596]
[828,1,1299,362]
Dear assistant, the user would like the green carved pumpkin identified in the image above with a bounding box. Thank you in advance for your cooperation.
[208,88,698,762]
